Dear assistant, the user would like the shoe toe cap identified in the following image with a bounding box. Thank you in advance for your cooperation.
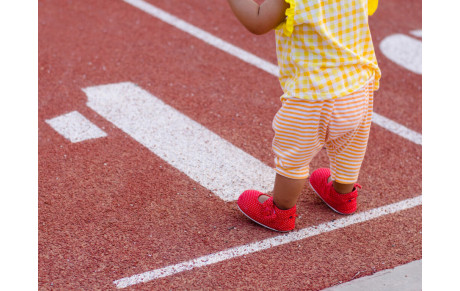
[237,190,261,212]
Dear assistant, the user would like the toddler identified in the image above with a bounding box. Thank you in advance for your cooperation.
[227,0,381,231]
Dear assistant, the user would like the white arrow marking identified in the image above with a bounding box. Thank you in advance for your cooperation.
[410,30,422,38]
[84,82,275,201]
[45,111,107,143]
[380,33,422,75]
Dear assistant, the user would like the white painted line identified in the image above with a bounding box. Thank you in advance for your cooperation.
[113,195,422,288]
[122,0,422,146]
[410,30,422,38]
[372,113,422,145]
[84,82,275,201]
[122,0,280,77]
[45,111,107,143]
[380,33,422,75]
[96,6,423,289]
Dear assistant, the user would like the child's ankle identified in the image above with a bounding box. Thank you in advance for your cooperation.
[332,181,355,194]
[273,199,296,210]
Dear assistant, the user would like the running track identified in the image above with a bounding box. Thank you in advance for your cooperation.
[38,0,422,289]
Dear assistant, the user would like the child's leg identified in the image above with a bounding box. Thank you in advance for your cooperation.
[326,174,354,193]
[309,81,373,214]
[237,96,331,231]
[258,174,306,209]
[333,182,354,194]
[270,97,332,206]
[326,79,374,191]
[272,174,307,210]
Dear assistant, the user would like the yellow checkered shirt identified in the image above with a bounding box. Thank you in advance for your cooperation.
[276,0,381,100]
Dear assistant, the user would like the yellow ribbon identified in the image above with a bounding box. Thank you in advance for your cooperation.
[368,0,378,16]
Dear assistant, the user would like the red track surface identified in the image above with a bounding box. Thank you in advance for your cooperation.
[38,0,422,289]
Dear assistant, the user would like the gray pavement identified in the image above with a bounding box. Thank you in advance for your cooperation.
[323,260,422,291]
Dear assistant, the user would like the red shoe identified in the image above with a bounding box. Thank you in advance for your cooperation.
[309,168,361,215]
[237,190,297,232]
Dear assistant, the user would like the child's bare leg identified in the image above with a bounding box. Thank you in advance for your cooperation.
[327,177,354,194]
[260,174,307,210]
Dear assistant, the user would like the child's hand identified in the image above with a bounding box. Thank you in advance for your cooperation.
[227,0,290,35]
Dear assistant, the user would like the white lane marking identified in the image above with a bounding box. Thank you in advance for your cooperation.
[45,111,107,143]
[122,0,280,77]
[113,195,422,288]
[84,82,275,202]
[410,30,422,38]
[380,33,422,75]
[122,0,422,146]
[96,5,424,288]
[372,113,422,145]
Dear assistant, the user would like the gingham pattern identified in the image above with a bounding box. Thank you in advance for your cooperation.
[275,0,381,100]
[272,77,374,183]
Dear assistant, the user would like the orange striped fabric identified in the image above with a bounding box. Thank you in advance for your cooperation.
[272,77,374,183]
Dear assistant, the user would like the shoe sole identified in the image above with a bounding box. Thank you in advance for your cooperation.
[309,181,355,215]
[236,204,292,233]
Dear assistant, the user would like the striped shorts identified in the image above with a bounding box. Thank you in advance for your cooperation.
[272,78,374,183]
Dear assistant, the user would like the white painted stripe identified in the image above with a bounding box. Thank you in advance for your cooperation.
[122,0,422,146]
[113,195,422,288]
[410,30,422,38]
[45,111,107,143]
[122,0,280,77]
[372,113,422,145]
[380,33,422,75]
[84,82,275,201]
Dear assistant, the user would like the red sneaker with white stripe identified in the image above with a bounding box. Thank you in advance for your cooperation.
[237,190,297,232]
[309,168,361,215]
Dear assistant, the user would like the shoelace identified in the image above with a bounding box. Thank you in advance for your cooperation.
[348,184,362,202]
[332,183,362,202]
[262,206,276,219]
[263,206,298,221]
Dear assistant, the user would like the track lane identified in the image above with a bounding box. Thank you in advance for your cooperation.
[38,0,422,289]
